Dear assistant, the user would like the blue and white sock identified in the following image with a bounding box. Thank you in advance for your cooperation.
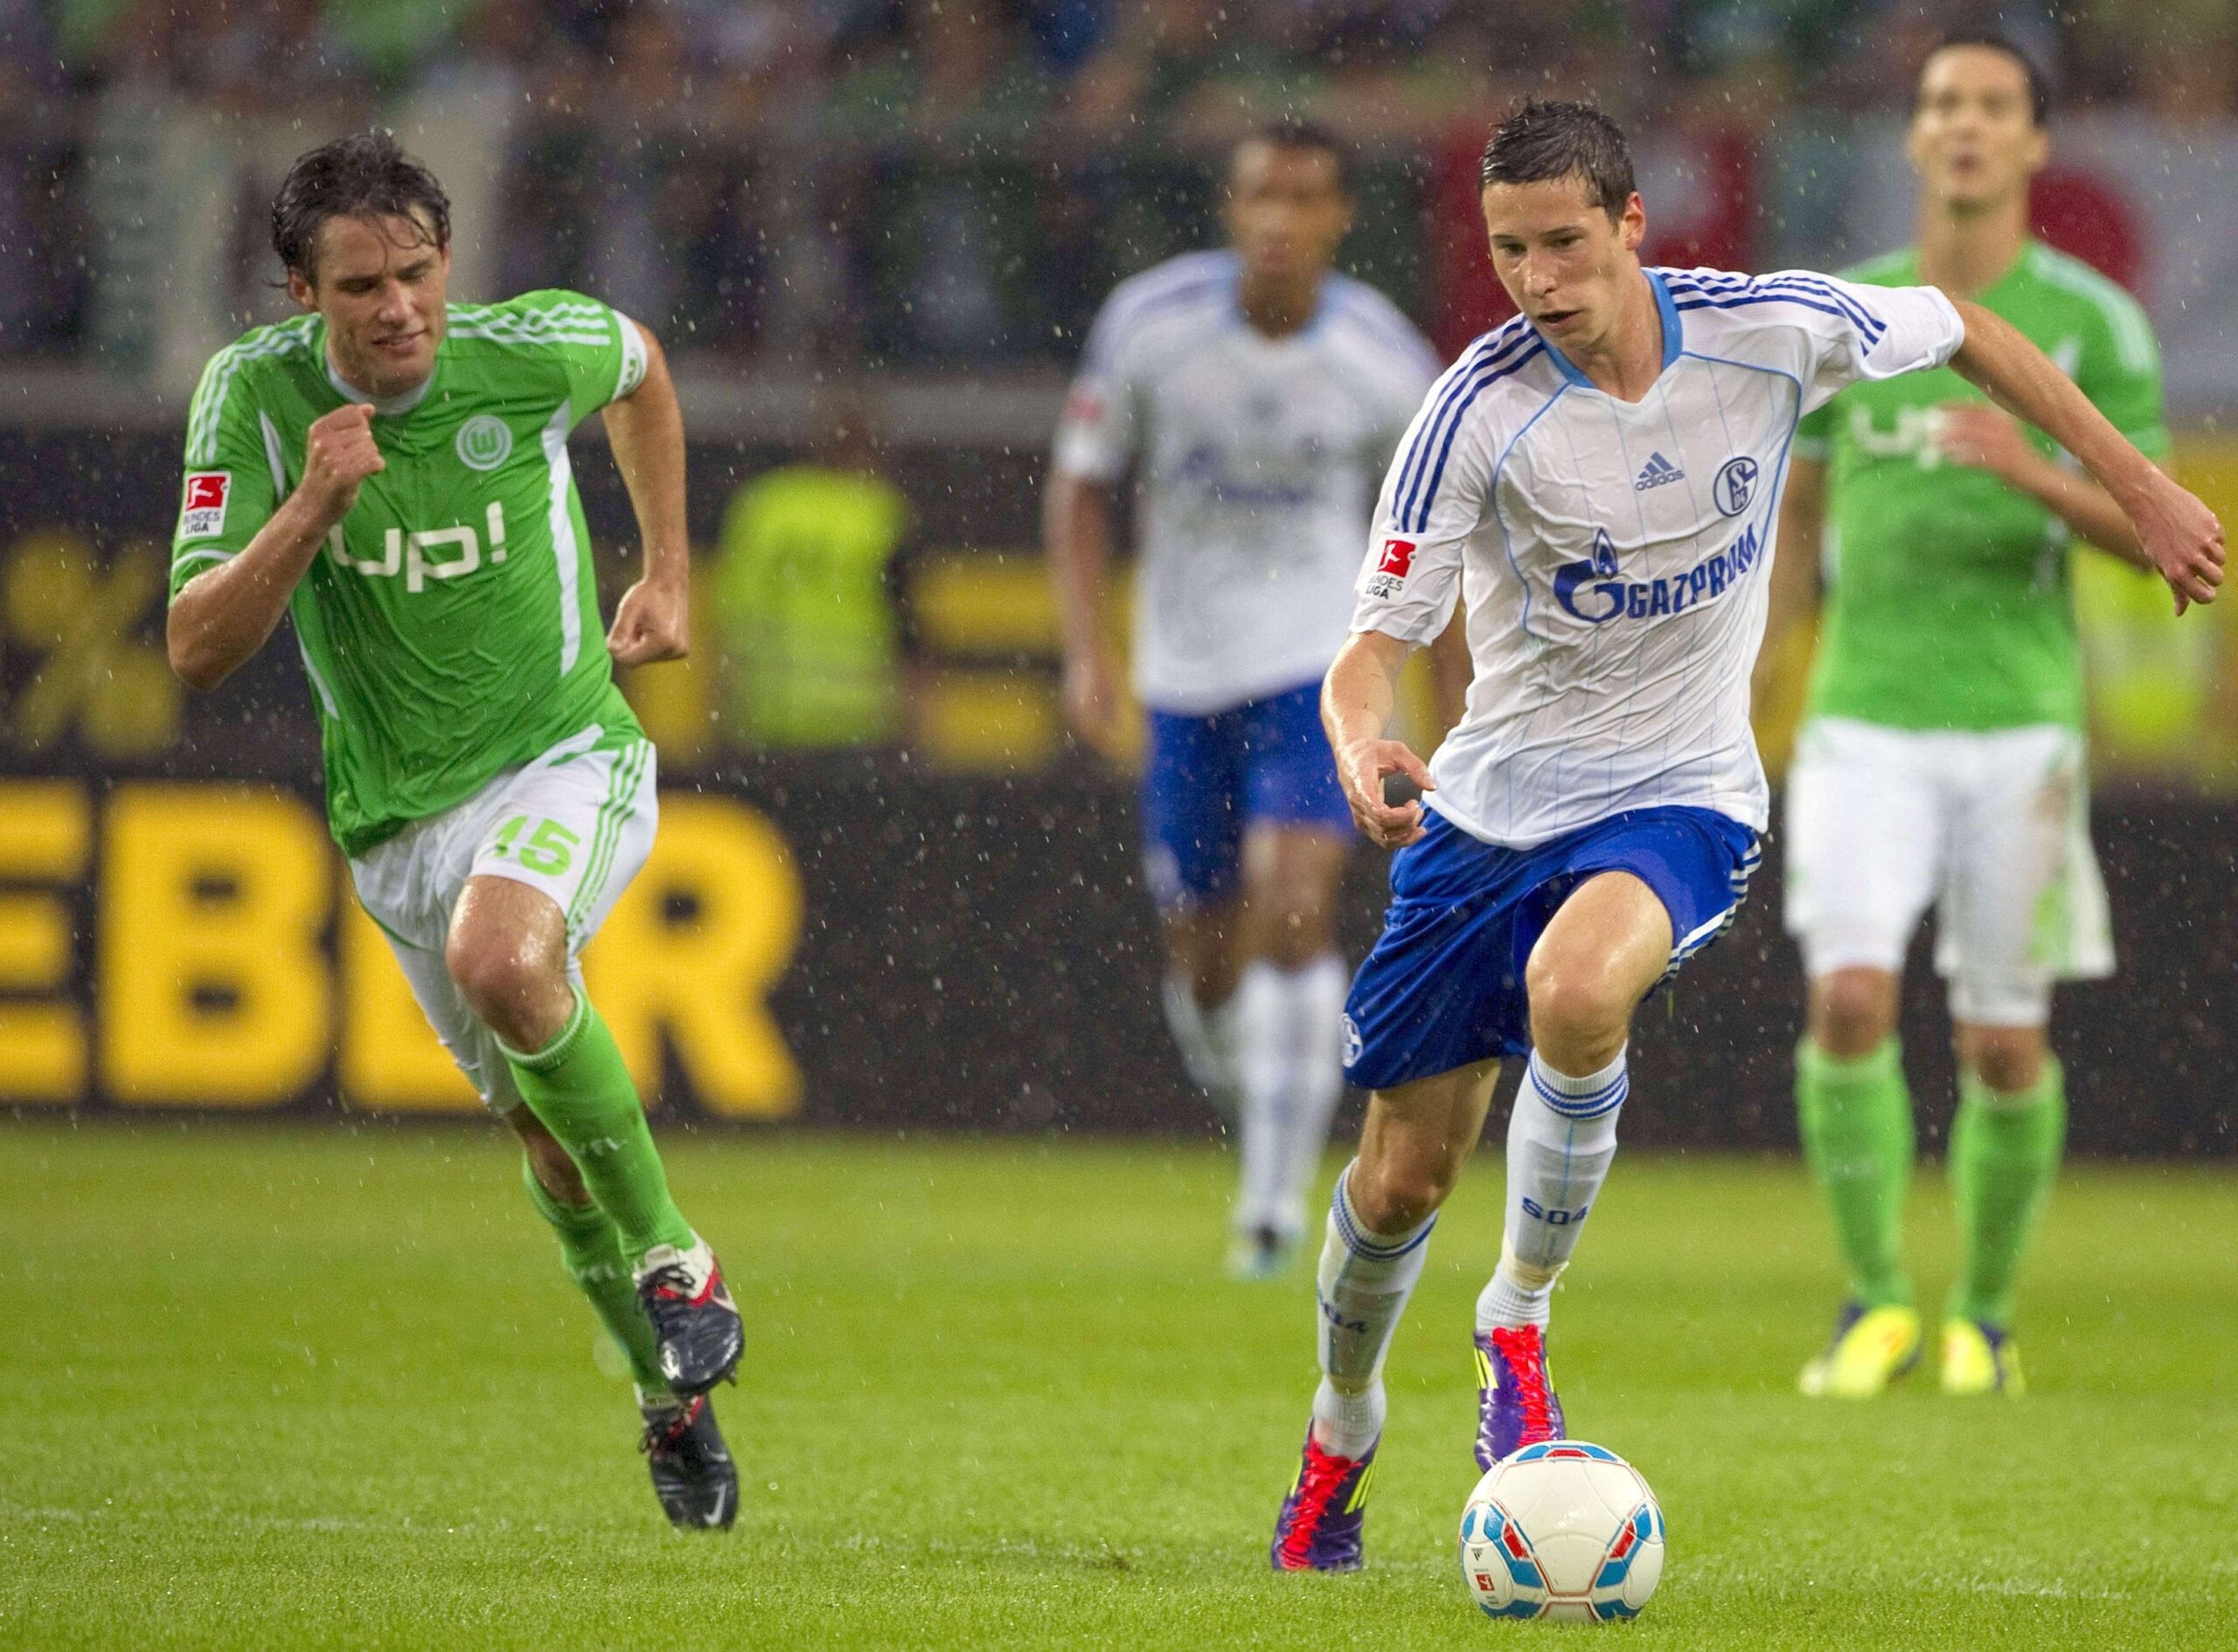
[1477,1047,1627,1332]
[1312,1159,1435,1456]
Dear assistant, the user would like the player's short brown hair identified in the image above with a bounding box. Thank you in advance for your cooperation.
[272,131,451,284]
[1478,100,1636,222]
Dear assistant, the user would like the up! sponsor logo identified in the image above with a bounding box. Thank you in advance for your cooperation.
[327,502,510,593]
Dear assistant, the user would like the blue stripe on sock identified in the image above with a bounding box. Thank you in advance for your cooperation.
[1527,1062,1629,1121]
[1331,1174,1437,1260]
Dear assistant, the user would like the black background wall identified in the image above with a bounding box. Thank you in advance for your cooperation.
[3,427,2233,1152]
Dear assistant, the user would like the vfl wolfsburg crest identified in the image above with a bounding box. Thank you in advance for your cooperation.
[455,414,513,471]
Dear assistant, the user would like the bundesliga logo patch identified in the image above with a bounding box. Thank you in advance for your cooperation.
[180,472,230,539]
[1366,536,1414,600]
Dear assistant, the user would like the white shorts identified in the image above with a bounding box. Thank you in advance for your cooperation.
[348,723,658,1113]
[1783,717,2112,1027]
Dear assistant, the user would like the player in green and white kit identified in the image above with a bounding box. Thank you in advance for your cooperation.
[167,134,742,1526]
[1759,38,2188,1399]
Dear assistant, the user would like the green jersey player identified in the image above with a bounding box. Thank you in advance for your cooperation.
[166,134,741,1527]
[1758,37,2189,1399]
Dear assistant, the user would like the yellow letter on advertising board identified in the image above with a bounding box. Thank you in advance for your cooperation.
[0,780,90,1100]
[101,783,330,1106]
[337,892,481,1113]
[585,795,803,1119]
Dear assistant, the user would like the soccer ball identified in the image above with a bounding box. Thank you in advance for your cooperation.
[1458,1440,1665,1623]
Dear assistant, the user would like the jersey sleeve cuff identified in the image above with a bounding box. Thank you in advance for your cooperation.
[1926,285,1966,366]
[1348,607,1442,646]
[611,311,649,402]
[168,545,237,599]
[1050,433,1127,483]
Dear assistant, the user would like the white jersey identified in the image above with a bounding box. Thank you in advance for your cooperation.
[1054,250,1440,714]
[1352,266,1964,848]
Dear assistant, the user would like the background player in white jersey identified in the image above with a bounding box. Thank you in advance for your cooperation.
[165,135,743,1528]
[1046,122,1440,1277]
[1268,100,2221,1572]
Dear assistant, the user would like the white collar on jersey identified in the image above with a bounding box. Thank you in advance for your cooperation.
[325,348,434,417]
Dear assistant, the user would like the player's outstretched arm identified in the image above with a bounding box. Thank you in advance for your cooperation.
[1043,470,1126,755]
[601,321,691,666]
[1323,628,1435,850]
[1929,401,2167,570]
[1949,299,2224,612]
[167,401,382,691]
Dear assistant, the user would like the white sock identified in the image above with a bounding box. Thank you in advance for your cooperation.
[1311,1160,1435,1454]
[1234,954,1350,1241]
[1310,1377,1387,1461]
[1477,1047,1626,1332]
[1275,954,1350,1232]
[1160,969,1223,1092]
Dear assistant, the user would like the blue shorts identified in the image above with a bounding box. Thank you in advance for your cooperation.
[1141,680,1352,912]
[1340,805,1761,1090]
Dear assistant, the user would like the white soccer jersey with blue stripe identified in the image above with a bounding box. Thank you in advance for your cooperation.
[1353,266,1963,848]
[1054,250,1441,713]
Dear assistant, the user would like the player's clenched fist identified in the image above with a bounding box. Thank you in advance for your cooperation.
[2123,468,2225,614]
[1338,735,1435,850]
[301,401,386,524]
[606,576,690,666]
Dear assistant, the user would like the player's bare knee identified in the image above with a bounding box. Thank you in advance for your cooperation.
[1810,968,1898,1057]
[1960,1025,2047,1093]
[1525,959,1633,1068]
[446,928,566,1049]
[1257,902,1333,969]
[1350,1149,1455,1232]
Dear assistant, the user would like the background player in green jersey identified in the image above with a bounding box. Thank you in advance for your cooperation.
[165,133,743,1527]
[1758,37,2188,1399]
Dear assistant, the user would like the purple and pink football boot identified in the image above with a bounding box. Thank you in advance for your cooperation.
[1270,1431,1378,1572]
[1474,1324,1567,1469]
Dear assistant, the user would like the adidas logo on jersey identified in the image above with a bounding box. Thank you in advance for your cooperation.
[1633,451,1685,491]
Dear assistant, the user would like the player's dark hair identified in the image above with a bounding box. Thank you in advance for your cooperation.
[1235,119,1352,193]
[1478,100,1636,221]
[271,131,451,284]
[1921,31,2051,127]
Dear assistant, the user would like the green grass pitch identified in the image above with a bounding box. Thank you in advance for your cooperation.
[3,1119,2235,1649]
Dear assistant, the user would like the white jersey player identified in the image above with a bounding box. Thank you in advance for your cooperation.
[1046,122,1439,1277]
[1269,99,2220,1573]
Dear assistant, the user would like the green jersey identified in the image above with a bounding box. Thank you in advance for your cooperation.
[170,290,650,854]
[1799,241,2167,731]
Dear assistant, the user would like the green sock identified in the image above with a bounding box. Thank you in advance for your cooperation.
[1947,1059,2065,1330]
[519,1157,670,1396]
[1796,1038,1915,1309]
[502,989,695,1265]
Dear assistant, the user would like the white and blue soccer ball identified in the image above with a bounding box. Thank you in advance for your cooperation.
[1459,1440,1665,1623]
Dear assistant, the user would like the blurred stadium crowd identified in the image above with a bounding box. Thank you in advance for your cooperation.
[3,0,2236,369]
